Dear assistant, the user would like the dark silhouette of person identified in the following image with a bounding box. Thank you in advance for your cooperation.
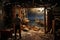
[15,14,21,39]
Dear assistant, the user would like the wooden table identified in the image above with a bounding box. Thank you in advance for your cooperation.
[0,29,12,40]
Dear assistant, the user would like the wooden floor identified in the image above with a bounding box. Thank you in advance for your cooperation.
[8,31,54,40]
[0,28,54,40]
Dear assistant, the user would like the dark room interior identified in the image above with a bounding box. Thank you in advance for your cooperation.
[0,0,60,40]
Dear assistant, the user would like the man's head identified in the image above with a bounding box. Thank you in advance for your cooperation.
[16,14,18,17]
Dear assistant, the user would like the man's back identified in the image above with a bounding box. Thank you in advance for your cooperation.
[15,17,21,29]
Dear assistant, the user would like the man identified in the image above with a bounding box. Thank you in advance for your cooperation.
[15,14,21,39]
